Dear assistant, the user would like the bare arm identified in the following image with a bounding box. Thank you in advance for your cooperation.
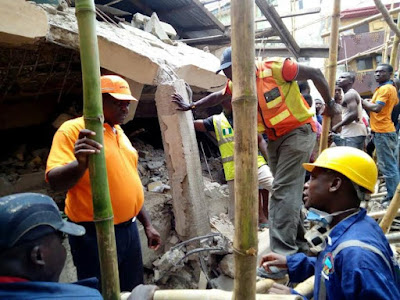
[47,129,102,191]
[362,99,384,113]
[137,206,161,250]
[172,90,230,111]
[296,64,333,115]
[194,120,207,132]
[332,95,358,132]
[258,134,268,162]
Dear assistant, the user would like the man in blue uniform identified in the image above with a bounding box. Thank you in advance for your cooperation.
[259,147,400,299]
[0,193,156,300]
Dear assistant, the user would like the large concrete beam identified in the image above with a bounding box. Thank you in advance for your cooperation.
[46,7,226,91]
[155,80,210,239]
[0,0,48,46]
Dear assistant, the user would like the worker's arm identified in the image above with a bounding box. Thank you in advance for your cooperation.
[295,64,333,116]
[362,99,384,113]
[47,129,102,191]
[137,206,161,250]
[331,96,358,133]
[172,90,230,111]
[258,134,268,162]
[194,120,207,132]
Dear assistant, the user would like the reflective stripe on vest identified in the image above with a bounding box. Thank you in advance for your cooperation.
[318,240,394,300]
[255,58,315,140]
[213,113,266,181]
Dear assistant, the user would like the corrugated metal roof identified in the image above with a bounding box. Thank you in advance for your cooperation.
[341,2,400,20]
[95,0,226,39]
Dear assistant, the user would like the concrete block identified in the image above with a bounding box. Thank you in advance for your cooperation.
[144,12,172,44]
[0,0,48,46]
[155,80,210,239]
[219,254,235,279]
[132,12,177,39]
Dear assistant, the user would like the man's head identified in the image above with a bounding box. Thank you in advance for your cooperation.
[337,72,355,91]
[334,84,343,104]
[216,47,232,80]
[101,75,137,126]
[375,63,393,84]
[0,193,85,282]
[315,99,324,115]
[302,147,377,213]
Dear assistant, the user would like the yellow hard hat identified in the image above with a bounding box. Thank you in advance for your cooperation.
[303,146,377,193]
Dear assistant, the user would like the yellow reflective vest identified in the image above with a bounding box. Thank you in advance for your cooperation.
[213,112,266,181]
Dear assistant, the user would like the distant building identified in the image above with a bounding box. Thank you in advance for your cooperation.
[337,2,400,97]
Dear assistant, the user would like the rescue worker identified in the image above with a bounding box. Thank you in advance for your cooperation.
[259,147,400,299]
[172,47,333,265]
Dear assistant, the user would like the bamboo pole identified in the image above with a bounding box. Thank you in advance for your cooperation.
[151,290,302,300]
[381,0,395,63]
[256,277,289,294]
[374,0,400,38]
[390,13,400,69]
[319,0,340,153]
[75,1,120,299]
[321,7,400,38]
[293,276,315,299]
[231,0,258,299]
[379,183,400,234]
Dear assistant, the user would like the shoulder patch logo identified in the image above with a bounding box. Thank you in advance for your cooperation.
[322,252,335,277]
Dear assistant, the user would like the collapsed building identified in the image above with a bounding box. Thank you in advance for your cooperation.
[0,0,240,288]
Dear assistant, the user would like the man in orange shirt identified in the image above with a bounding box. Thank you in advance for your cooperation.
[362,64,399,205]
[46,75,161,291]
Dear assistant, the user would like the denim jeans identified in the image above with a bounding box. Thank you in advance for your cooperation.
[343,135,366,150]
[374,132,400,201]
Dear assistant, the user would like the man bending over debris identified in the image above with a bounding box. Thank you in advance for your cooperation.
[46,75,161,291]
[188,96,273,226]
[259,147,400,299]
[172,47,333,264]
[0,192,157,299]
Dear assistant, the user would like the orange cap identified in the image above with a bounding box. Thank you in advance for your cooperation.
[100,75,137,101]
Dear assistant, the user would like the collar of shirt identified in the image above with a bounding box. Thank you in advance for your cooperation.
[378,80,393,87]
[0,276,29,283]
[327,208,365,246]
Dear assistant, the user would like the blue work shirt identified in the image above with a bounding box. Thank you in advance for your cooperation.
[0,278,102,299]
[287,208,400,300]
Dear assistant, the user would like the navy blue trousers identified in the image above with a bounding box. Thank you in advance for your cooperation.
[68,220,144,292]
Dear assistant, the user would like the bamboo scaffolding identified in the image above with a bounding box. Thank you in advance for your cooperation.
[75,1,120,299]
[381,0,395,62]
[390,13,400,68]
[231,0,258,299]
[148,290,301,300]
[379,183,400,233]
[319,0,340,153]
[321,7,400,38]
[374,0,400,38]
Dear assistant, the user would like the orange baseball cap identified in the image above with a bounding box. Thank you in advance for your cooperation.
[100,75,137,101]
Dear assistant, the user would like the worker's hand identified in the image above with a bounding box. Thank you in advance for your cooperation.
[267,283,292,295]
[144,224,161,251]
[172,93,191,111]
[127,284,158,300]
[259,253,288,272]
[74,129,102,168]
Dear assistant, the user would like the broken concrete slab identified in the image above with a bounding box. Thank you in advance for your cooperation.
[219,254,235,279]
[132,12,177,39]
[155,80,210,239]
[144,13,173,45]
[0,0,48,46]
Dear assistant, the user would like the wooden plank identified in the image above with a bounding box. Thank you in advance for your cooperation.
[255,0,300,58]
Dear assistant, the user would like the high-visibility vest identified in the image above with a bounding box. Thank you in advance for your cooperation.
[255,58,316,140]
[213,113,266,181]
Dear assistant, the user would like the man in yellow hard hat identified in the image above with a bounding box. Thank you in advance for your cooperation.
[259,147,400,299]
